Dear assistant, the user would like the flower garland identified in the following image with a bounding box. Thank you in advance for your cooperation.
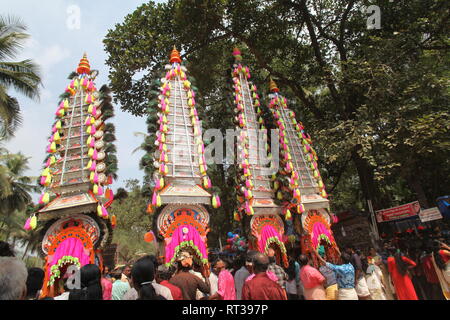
[164,240,208,267]
[48,256,81,286]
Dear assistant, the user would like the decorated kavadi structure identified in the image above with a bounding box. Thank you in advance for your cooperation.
[24,55,118,297]
[146,48,220,272]
[268,79,340,265]
[231,48,288,267]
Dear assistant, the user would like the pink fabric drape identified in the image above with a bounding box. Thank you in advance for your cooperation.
[165,225,207,264]
[47,237,91,277]
[311,222,334,249]
[258,225,282,252]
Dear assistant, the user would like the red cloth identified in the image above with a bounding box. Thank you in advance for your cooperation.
[101,277,112,300]
[421,255,439,284]
[387,256,418,300]
[160,280,183,300]
[242,273,287,300]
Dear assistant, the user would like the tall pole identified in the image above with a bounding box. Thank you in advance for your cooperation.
[367,199,380,242]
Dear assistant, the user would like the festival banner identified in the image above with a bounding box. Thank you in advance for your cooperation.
[419,207,443,223]
[376,201,421,223]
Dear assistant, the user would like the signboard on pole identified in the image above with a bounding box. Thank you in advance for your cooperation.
[376,201,421,223]
[419,207,443,223]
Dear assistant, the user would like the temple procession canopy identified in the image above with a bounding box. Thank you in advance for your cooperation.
[23,54,117,297]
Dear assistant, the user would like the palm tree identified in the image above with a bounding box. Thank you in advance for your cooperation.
[0,15,41,138]
[0,151,39,217]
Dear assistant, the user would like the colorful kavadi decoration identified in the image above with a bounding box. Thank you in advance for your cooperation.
[267,78,340,264]
[26,54,117,297]
[148,47,219,273]
[231,48,288,267]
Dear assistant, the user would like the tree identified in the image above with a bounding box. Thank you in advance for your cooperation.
[109,180,156,263]
[104,0,449,216]
[0,15,41,138]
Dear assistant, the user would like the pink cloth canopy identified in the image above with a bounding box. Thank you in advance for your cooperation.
[165,224,207,264]
[311,222,335,249]
[47,237,91,277]
[258,225,282,252]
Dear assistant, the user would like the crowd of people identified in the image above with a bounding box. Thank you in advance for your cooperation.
[0,234,449,300]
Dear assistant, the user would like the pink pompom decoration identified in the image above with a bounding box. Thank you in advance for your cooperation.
[89,137,96,148]
[97,185,104,196]
[101,206,108,218]
[90,161,97,172]
[92,149,98,160]
[152,192,158,206]
[40,176,47,186]
[93,173,99,184]
[23,218,31,231]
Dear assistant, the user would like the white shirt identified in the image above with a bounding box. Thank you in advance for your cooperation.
[54,292,70,300]
[122,281,173,300]
[234,266,250,300]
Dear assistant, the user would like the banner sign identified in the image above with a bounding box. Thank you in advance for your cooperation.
[376,201,421,223]
[419,207,443,223]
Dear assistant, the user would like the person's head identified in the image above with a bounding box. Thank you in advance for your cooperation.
[111,270,122,281]
[176,251,193,272]
[69,264,102,300]
[253,252,269,274]
[131,255,158,300]
[26,267,45,299]
[0,257,28,300]
[387,246,397,257]
[212,259,227,276]
[298,254,309,267]
[369,247,377,257]
[122,265,132,278]
[344,246,354,254]
[394,250,408,276]
[0,241,15,257]
[103,265,110,276]
[156,265,174,283]
[340,252,352,264]
[245,250,258,273]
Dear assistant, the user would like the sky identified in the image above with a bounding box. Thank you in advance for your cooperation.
[3,0,165,200]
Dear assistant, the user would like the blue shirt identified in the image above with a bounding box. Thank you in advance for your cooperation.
[326,262,355,289]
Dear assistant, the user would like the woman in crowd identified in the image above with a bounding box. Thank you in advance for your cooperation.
[365,255,386,300]
[131,255,166,300]
[69,264,103,300]
[431,240,450,299]
[299,254,326,300]
[387,248,418,300]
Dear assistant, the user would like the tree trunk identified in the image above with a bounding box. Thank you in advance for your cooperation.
[351,149,382,210]
[406,175,430,209]
[22,241,30,259]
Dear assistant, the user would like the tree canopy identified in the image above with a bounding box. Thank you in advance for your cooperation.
[104,0,449,244]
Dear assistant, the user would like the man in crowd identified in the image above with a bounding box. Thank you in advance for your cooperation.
[25,267,45,300]
[208,258,236,300]
[267,248,288,291]
[242,252,287,300]
[156,265,183,300]
[234,254,250,300]
[111,270,130,300]
[0,257,28,300]
[169,251,210,300]
[121,264,132,284]
[346,246,371,300]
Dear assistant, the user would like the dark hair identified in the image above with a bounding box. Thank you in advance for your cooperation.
[111,270,122,281]
[26,268,45,299]
[285,261,296,281]
[156,266,175,281]
[341,253,352,264]
[394,251,408,276]
[246,250,259,263]
[0,241,14,257]
[253,253,269,273]
[299,254,309,266]
[132,256,162,300]
[69,264,102,300]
